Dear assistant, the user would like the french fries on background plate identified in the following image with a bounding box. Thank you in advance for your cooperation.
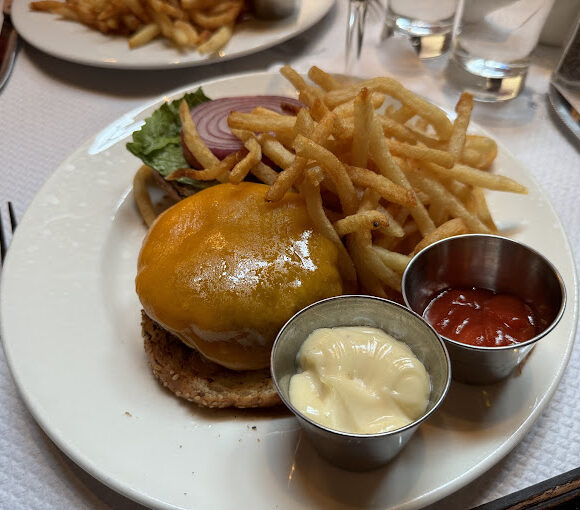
[134,65,527,299]
[30,0,244,53]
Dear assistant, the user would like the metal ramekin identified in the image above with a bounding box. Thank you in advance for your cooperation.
[270,295,451,471]
[402,234,566,385]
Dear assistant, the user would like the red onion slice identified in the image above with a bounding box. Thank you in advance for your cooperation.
[188,95,303,160]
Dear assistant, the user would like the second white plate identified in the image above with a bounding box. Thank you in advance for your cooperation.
[12,0,334,69]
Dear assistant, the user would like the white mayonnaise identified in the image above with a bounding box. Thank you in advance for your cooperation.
[289,326,431,434]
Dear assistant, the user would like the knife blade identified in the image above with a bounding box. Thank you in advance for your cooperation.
[0,0,18,91]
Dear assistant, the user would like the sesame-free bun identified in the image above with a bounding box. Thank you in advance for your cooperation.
[141,311,280,408]
[136,182,343,371]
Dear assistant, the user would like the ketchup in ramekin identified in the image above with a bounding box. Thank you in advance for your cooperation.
[423,287,538,347]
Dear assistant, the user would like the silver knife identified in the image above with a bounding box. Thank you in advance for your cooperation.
[0,0,18,91]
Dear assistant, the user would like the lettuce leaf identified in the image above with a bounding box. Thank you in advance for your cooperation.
[126,88,213,190]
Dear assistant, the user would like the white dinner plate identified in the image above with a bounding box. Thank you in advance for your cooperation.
[11,0,334,69]
[1,71,577,510]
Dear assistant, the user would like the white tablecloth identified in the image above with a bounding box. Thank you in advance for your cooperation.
[1,1,579,508]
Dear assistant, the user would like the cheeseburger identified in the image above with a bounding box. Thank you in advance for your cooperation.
[136,182,344,408]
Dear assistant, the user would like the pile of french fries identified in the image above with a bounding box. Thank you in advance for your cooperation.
[137,65,528,299]
[30,0,245,53]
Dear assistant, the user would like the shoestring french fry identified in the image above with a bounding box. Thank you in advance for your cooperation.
[190,2,241,29]
[229,137,262,184]
[293,134,359,215]
[386,103,416,124]
[256,134,295,169]
[410,218,469,256]
[346,234,387,298]
[428,199,448,227]
[249,161,278,186]
[129,23,161,48]
[467,187,499,233]
[332,93,386,117]
[375,205,405,238]
[462,135,498,169]
[386,139,455,168]
[307,66,343,92]
[402,130,498,170]
[30,0,243,53]
[358,188,405,240]
[447,92,474,162]
[167,150,244,182]
[324,77,454,140]
[309,98,335,125]
[133,165,158,227]
[405,167,492,234]
[227,111,296,136]
[294,108,317,137]
[422,161,528,194]
[369,116,435,236]
[133,64,528,298]
[442,176,472,202]
[372,246,411,274]
[333,211,390,237]
[378,116,417,143]
[179,100,221,170]
[280,65,324,104]
[351,229,403,292]
[197,24,233,54]
[352,88,373,168]
[346,166,416,208]
[358,187,381,211]
[265,113,334,202]
[299,171,358,289]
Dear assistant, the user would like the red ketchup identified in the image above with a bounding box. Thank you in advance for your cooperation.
[423,287,538,347]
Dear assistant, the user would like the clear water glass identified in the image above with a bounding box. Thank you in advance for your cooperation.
[449,0,555,102]
[383,0,459,59]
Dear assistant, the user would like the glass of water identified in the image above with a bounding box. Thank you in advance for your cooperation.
[383,0,459,59]
[448,0,555,102]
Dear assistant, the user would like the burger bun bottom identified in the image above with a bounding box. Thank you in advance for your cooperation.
[141,311,282,409]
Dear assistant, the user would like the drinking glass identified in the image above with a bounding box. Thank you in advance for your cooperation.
[449,0,555,102]
[383,0,459,59]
